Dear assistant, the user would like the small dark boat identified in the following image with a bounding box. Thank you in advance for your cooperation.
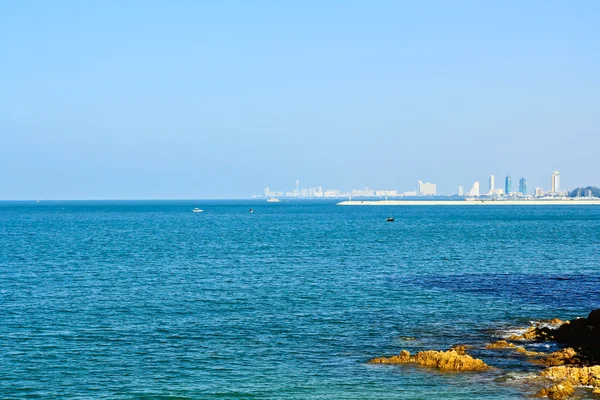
[386,217,394,222]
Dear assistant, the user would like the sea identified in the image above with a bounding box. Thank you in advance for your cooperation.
[1,200,599,399]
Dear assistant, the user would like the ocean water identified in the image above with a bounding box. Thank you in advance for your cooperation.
[1,200,599,399]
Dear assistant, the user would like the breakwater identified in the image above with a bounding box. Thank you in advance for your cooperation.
[337,199,600,206]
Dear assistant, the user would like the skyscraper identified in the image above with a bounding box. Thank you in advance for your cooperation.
[489,175,495,194]
[519,178,527,195]
[505,174,512,195]
[469,181,480,197]
[551,171,560,193]
[457,186,464,196]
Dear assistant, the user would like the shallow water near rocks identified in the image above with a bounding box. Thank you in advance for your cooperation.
[1,200,599,399]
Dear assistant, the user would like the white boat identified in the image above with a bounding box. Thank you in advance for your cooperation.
[192,208,204,213]
[267,197,280,203]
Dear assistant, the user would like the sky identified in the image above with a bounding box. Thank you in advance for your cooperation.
[1,0,599,199]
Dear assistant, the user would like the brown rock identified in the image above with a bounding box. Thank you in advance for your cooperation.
[547,318,565,325]
[509,327,540,341]
[534,381,574,400]
[449,344,469,355]
[369,350,411,364]
[532,348,578,366]
[514,346,545,357]
[369,349,490,371]
[486,340,516,349]
[540,365,600,387]
[411,350,490,371]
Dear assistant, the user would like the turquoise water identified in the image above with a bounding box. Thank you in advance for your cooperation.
[1,201,599,399]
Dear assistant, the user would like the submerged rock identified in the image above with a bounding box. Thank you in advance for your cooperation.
[486,340,517,349]
[369,349,490,372]
[514,346,545,357]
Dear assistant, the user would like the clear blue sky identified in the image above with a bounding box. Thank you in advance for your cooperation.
[1,0,599,199]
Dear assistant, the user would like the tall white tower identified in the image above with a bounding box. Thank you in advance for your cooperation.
[551,171,560,193]
[489,175,495,194]
[469,181,480,197]
[295,180,299,197]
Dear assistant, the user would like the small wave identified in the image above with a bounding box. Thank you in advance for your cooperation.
[494,326,531,339]
[495,371,539,383]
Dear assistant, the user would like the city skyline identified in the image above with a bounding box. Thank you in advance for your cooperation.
[255,170,573,199]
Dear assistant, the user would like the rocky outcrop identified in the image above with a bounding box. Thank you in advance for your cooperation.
[532,348,578,366]
[540,365,600,387]
[534,381,574,400]
[534,309,600,362]
[369,349,490,371]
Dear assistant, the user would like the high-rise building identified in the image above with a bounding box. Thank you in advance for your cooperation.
[417,180,436,196]
[505,174,512,195]
[551,171,560,193]
[519,178,527,195]
[457,186,464,196]
[263,187,270,197]
[469,181,480,197]
[489,175,495,194]
[535,187,544,197]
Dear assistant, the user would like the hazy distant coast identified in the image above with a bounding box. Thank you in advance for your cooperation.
[337,199,600,206]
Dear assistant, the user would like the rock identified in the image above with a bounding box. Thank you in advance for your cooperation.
[412,350,490,371]
[589,309,600,323]
[486,340,516,349]
[509,327,540,341]
[514,346,545,357]
[593,387,600,394]
[532,348,578,366]
[369,350,411,364]
[534,380,574,400]
[547,318,565,325]
[449,344,469,355]
[540,365,600,387]
[534,309,600,362]
[369,349,490,371]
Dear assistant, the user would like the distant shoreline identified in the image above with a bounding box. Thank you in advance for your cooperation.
[337,199,600,206]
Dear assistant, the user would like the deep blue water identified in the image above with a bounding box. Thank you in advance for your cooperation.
[1,200,599,399]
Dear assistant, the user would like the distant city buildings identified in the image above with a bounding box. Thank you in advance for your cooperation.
[254,170,567,199]
[417,180,437,196]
